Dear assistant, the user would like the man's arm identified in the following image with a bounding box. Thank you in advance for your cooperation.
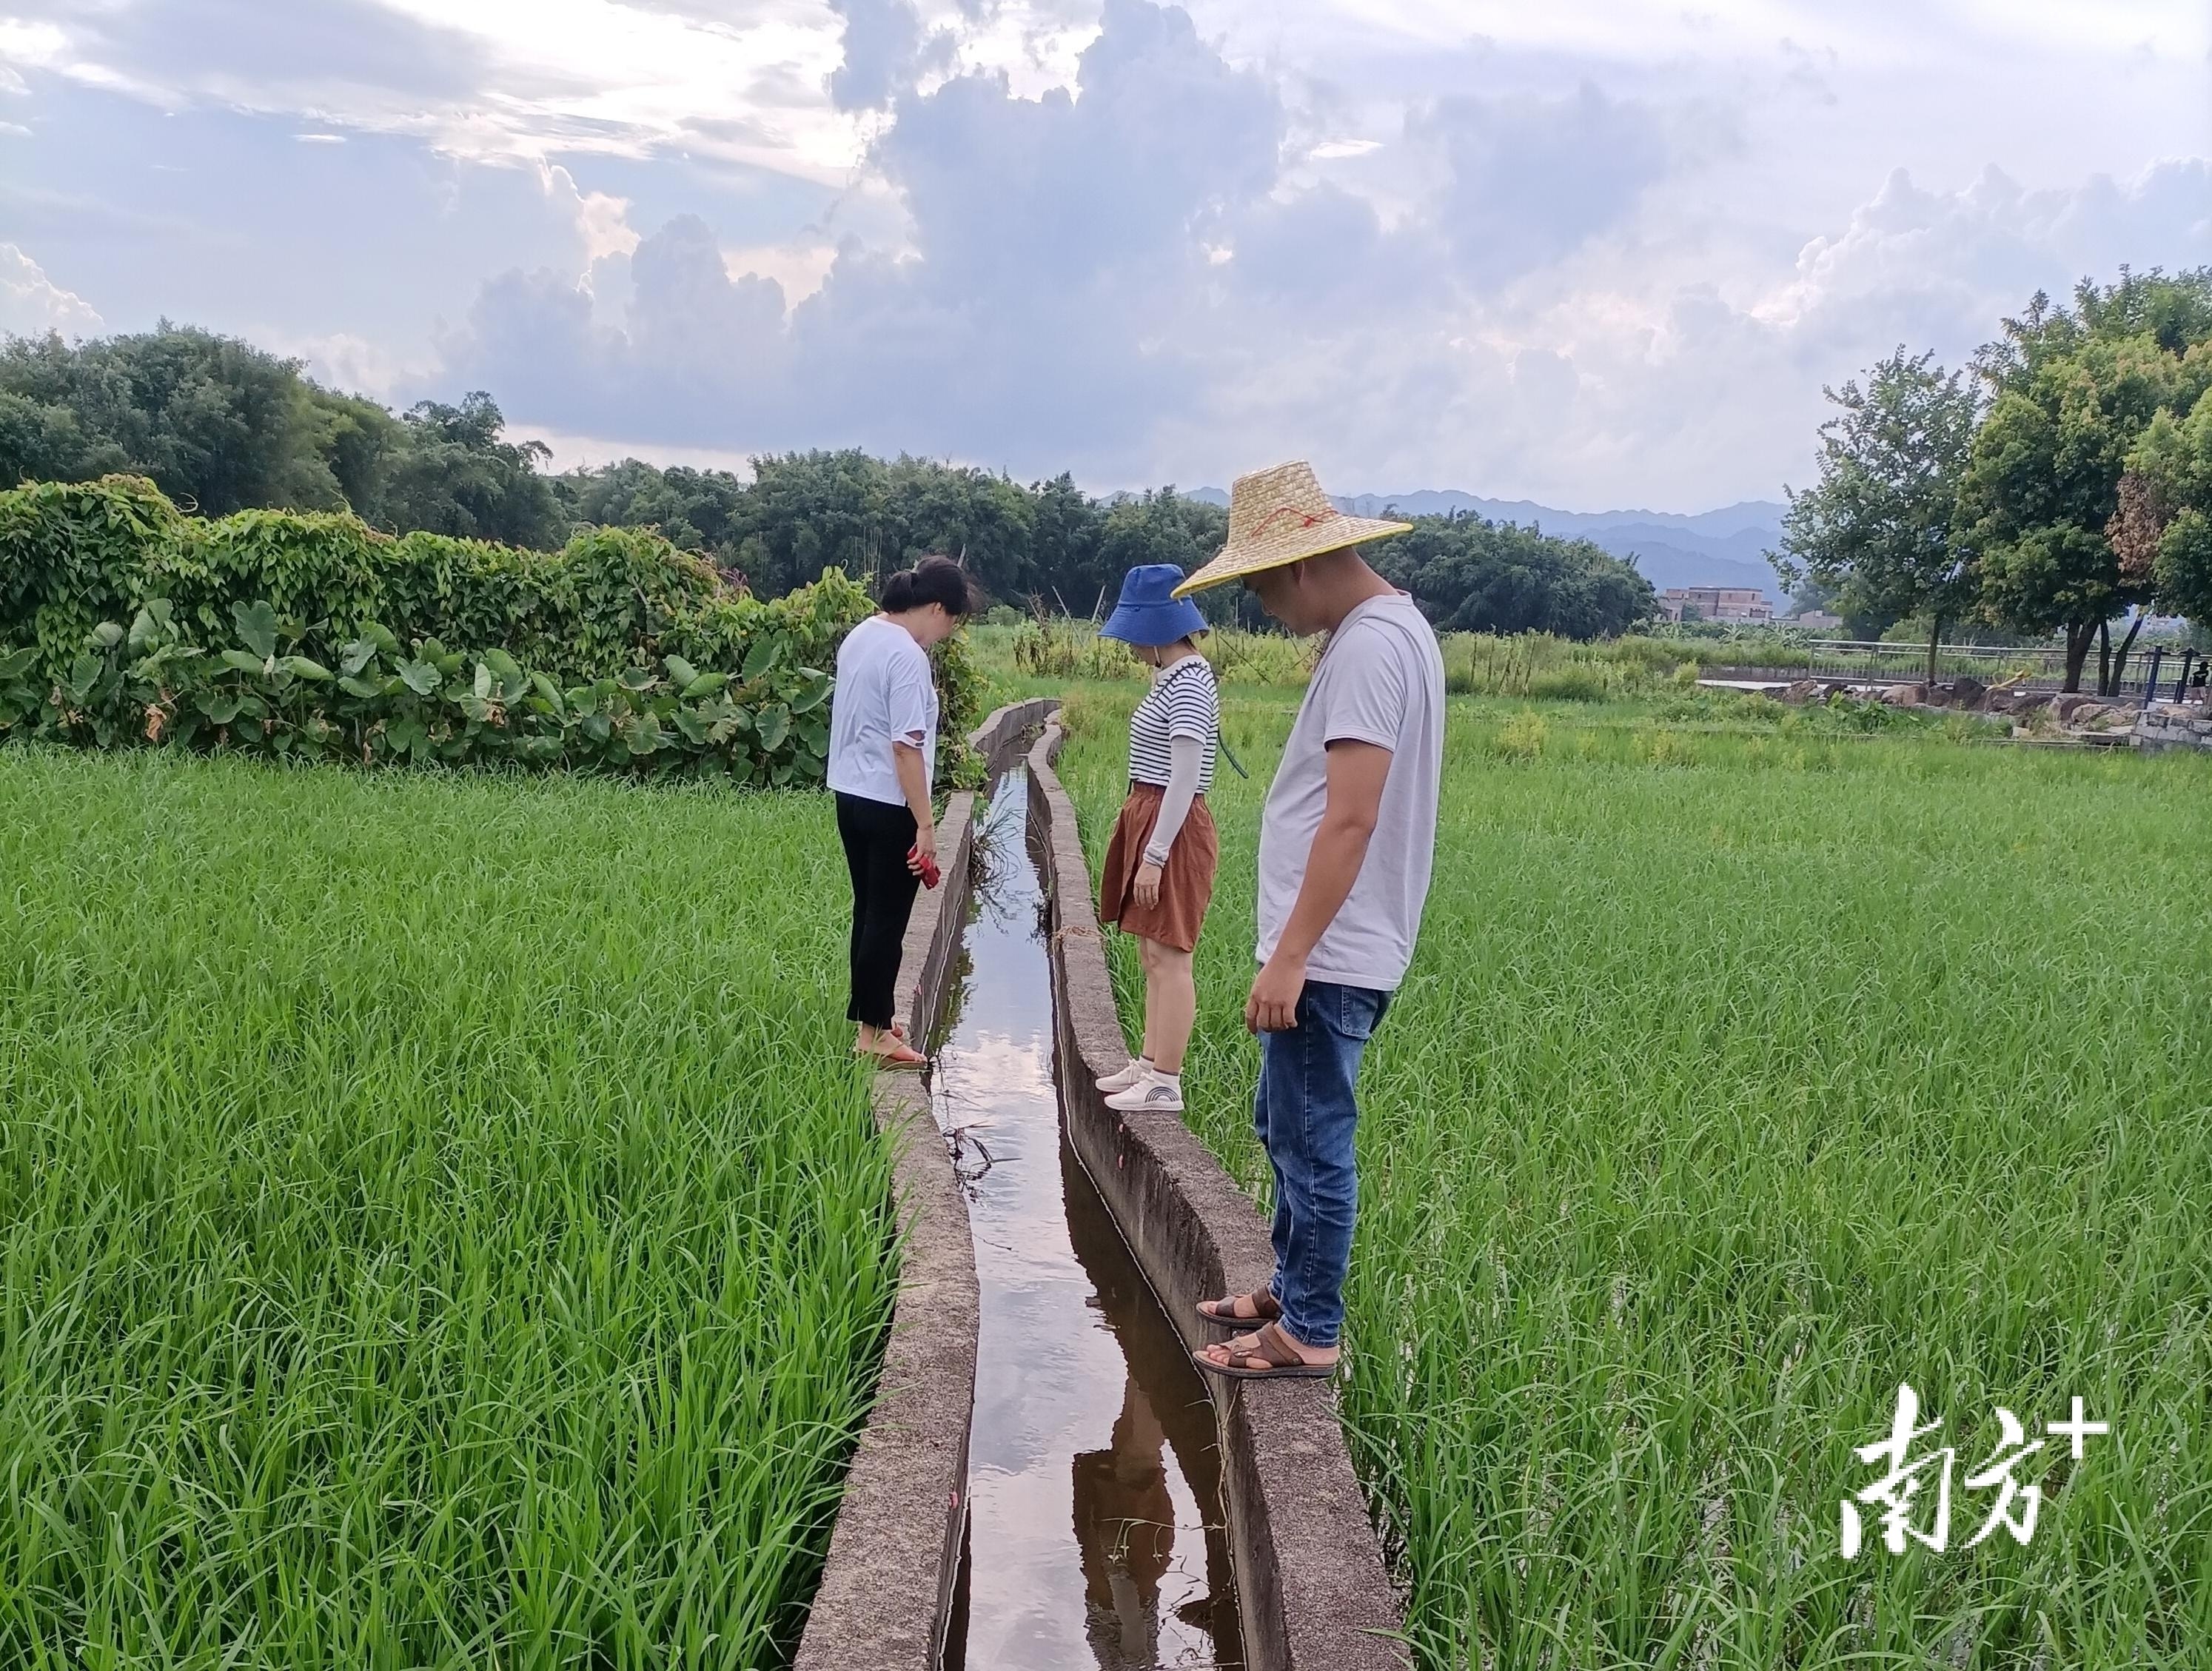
[1245,738,1391,1033]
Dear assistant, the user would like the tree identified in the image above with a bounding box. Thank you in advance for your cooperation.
[306,387,406,520]
[1963,269,2212,691]
[375,392,563,549]
[549,458,751,577]
[1774,348,1980,687]
[0,324,343,513]
[1375,514,1656,639]
[2122,379,2212,629]
[0,329,572,552]
[1093,489,1239,623]
[1027,471,1106,613]
[731,449,896,595]
[880,455,1036,603]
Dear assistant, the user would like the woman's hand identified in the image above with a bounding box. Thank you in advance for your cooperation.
[908,822,937,874]
[1133,860,1163,908]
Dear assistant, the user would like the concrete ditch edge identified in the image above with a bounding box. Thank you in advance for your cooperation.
[793,695,1061,1671]
[1025,720,1411,1671]
[793,785,978,1671]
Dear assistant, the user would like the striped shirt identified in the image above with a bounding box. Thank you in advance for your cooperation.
[1127,654,1219,792]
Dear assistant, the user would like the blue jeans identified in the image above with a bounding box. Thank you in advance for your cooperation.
[1256,980,1391,1349]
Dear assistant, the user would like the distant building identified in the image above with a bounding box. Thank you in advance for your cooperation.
[1657,587,1772,623]
[1788,609,1845,632]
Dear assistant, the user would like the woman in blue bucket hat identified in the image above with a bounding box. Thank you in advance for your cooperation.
[1093,564,1221,1114]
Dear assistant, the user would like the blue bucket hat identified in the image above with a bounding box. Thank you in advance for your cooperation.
[1099,563,1209,648]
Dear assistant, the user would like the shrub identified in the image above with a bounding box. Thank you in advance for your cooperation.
[1012,616,1139,680]
[2,597,835,786]
[1526,665,1614,702]
[0,475,184,677]
[381,529,573,666]
[0,475,988,779]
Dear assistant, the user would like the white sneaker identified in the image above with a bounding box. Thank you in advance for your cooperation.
[1105,1070,1184,1114]
[1098,1056,1152,1094]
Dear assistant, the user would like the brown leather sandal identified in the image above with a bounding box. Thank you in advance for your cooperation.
[1192,1320,1338,1381]
[1196,1290,1281,1329]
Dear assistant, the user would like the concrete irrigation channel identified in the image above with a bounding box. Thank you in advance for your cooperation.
[796,699,1407,1671]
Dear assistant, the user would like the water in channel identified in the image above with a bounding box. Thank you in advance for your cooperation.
[931,768,1243,1671]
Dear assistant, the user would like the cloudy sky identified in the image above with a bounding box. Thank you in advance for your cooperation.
[2,1,2208,509]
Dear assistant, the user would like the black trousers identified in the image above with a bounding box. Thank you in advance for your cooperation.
[835,791,922,1029]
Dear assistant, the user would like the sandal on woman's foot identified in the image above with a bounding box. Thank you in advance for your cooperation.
[1192,1321,1337,1381]
[866,1039,928,1070]
[1196,1290,1281,1329]
[853,1023,908,1056]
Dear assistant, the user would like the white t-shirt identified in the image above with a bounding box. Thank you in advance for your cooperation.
[827,615,938,805]
[1256,591,1444,991]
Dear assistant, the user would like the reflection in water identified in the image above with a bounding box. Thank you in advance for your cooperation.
[1073,1377,1173,1664]
[934,772,1241,1671]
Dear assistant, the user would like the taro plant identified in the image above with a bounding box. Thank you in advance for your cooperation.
[1,595,839,788]
[0,644,40,730]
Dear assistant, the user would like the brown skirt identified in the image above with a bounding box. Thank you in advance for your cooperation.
[1099,783,1218,954]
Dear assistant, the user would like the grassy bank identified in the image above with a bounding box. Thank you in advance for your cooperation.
[1054,683,2212,1669]
[0,749,894,1667]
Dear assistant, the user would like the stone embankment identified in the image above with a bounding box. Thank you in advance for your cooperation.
[1705,676,2162,745]
[2132,700,2212,753]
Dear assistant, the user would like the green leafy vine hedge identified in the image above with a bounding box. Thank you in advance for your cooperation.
[0,475,985,787]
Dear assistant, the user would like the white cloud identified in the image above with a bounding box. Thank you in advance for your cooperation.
[282,329,440,399]
[723,237,839,306]
[9,0,2211,506]
[441,0,2212,509]
[0,243,101,336]
[537,161,639,263]
[509,423,758,475]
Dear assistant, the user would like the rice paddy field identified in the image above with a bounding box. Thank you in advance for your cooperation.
[0,748,894,1668]
[1053,683,2212,1670]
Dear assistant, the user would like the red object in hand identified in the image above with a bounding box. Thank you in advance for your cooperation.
[910,844,941,890]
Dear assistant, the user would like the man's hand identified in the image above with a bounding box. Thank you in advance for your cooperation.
[1133,860,1164,908]
[1245,950,1306,1034]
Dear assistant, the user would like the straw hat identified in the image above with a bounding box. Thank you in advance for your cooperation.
[1173,461,1412,597]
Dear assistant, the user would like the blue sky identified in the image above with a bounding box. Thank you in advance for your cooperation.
[1,0,2208,509]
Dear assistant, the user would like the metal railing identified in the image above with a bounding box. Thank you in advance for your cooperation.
[1695,639,2204,700]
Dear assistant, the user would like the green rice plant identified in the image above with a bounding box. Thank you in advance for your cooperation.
[1525,664,1615,702]
[1060,689,2212,1670]
[994,614,1316,688]
[1204,626,1318,686]
[1010,613,1140,680]
[1493,709,1549,761]
[0,749,896,1667]
[1441,632,1688,700]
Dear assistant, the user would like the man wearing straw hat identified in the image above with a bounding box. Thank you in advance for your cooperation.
[1175,461,1444,1382]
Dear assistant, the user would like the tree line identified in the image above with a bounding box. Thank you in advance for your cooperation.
[1777,267,2212,692]
[0,323,1658,642]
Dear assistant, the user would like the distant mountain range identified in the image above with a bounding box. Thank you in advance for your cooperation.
[1186,486,1792,604]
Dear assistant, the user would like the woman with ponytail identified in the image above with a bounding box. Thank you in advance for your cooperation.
[826,555,974,1066]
